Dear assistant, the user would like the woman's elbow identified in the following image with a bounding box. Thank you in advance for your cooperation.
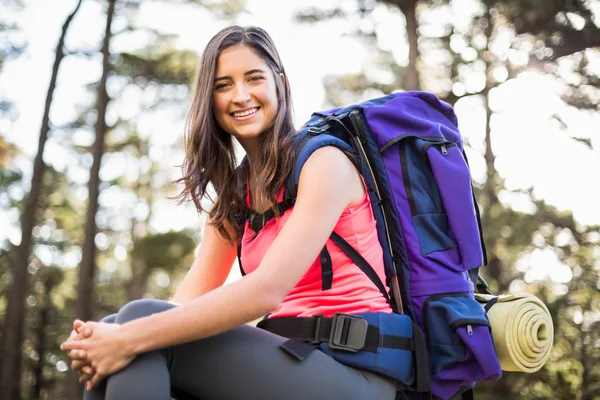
[251,273,289,312]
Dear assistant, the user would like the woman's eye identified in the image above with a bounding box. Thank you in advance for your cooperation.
[215,83,229,90]
[249,76,264,82]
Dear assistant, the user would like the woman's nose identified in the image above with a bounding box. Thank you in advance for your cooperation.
[232,83,251,104]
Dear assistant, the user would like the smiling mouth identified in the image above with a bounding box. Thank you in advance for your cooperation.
[231,107,259,118]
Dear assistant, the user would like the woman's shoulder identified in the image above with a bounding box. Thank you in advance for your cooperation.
[297,145,364,206]
[301,146,355,177]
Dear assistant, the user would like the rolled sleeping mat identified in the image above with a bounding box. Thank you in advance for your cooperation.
[475,293,553,373]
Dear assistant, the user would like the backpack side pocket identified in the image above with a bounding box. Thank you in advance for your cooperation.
[422,293,502,400]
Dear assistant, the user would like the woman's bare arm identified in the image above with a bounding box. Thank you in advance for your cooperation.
[115,147,364,355]
[170,218,238,304]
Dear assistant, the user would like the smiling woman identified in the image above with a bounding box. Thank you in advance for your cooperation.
[60,25,397,400]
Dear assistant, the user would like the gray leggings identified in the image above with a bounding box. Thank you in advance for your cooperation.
[83,299,397,400]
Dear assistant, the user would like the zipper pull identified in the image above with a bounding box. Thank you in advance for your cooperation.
[467,325,473,336]
[441,144,448,155]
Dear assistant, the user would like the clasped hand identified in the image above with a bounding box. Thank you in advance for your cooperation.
[61,320,134,390]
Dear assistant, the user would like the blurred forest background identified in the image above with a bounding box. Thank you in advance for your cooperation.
[0,0,599,399]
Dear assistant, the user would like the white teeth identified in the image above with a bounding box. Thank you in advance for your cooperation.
[232,108,258,118]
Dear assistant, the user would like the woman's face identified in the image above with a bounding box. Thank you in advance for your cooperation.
[213,44,280,147]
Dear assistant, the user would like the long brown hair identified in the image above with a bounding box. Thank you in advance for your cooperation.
[176,26,296,242]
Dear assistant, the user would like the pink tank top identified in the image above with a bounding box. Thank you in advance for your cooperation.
[240,185,393,318]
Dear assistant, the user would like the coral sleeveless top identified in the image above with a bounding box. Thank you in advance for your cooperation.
[240,184,393,318]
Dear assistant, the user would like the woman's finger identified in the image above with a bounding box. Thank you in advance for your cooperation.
[73,319,85,332]
[68,329,78,341]
[61,340,85,352]
[81,366,95,376]
[90,373,104,389]
[71,359,86,372]
[67,349,88,361]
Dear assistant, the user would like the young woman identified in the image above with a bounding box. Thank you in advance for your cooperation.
[61,25,397,400]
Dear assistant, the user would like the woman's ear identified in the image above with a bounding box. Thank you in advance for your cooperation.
[279,73,286,86]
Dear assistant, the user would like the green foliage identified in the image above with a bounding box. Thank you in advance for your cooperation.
[115,48,198,86]
[132,230,196,274]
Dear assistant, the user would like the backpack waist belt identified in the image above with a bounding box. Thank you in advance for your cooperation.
[258,312,430,392]
[258,313,412,353]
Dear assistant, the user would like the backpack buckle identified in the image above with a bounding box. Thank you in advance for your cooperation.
[329,313,368,352]
[247,213,265,233]
[307,126,323,135]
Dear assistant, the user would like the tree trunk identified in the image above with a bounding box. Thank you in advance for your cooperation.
[397,0,420,90]
[126,256,149,302]
[482,88,499,209]
[126,139,153,302]
[479,7,512,396]
[580,314,591,400]
[32,298,49,399]
[76,0,116,323]
[0,1,83,398]
[71,1,116,398]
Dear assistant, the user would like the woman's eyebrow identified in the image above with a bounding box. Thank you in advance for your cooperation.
[214,69,267,82]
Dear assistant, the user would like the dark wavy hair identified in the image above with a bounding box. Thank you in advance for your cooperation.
[176,26,297,242]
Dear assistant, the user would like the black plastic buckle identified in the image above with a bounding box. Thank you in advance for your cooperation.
[247,213,265,233]
[328,313,368,352]
[306,126,321,135]
[309,315,324,345]
[247,213,257,231]
[476,275,491,295]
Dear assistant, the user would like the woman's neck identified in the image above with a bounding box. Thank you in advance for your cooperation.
[238,137,261,163]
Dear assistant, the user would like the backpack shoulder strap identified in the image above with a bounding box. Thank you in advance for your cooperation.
[286,129,353,198]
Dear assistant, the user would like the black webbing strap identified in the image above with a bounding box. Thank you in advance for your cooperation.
[279,339,317,362]
[411,321,430,393]
[462,389,474,400]
[246,197,295,233]
[319,246,333,290]
[257,314,413,353]
[476,275,491,295]
[472,190,488,266]
[329,231,392,306]
[237,241,245,276]
[483,296,499,313]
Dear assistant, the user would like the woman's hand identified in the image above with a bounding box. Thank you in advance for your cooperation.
[61,321,135,390]
[65,320,96,383]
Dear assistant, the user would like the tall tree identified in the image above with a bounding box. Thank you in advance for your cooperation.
[0,1,84,398]
[296,0,424,92]
[76,0,116,323]
[382,0,420,90]
[29,267,64,400]
[69,1,116,397]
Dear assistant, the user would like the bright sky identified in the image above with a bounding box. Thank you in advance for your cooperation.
[1,0,599,287]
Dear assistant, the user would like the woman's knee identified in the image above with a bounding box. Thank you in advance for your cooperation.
[115,299,177,324]
[100,314,117,323]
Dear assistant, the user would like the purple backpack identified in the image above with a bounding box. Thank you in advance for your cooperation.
[291,91,502,399]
